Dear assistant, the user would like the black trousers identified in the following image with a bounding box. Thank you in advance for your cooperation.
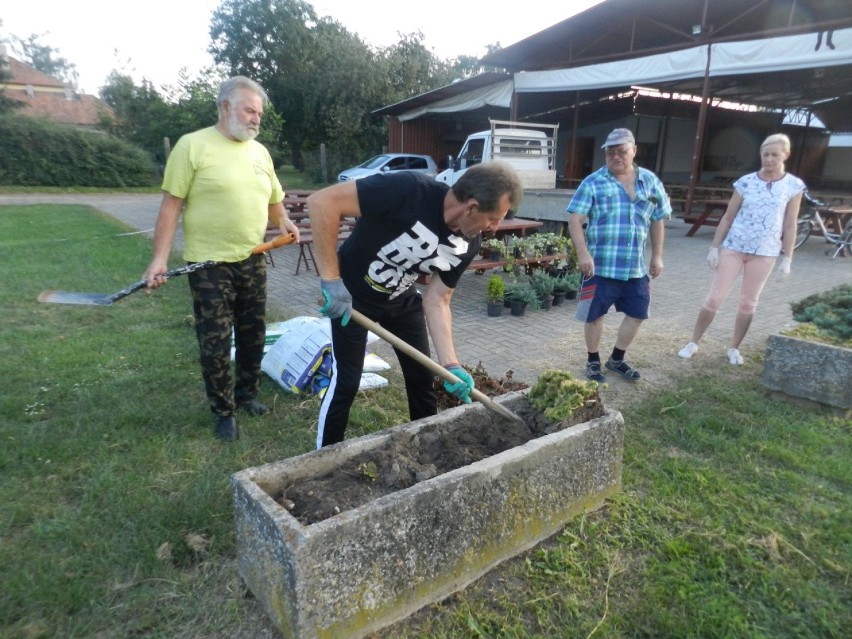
[316,292,436,448]
[187,254,266,417]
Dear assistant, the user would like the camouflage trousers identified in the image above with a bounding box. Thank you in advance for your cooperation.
[187,254,266,417]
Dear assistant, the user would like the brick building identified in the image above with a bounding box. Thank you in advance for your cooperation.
[0,45,113,128]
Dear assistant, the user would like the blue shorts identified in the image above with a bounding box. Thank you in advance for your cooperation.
[575,275,651,323]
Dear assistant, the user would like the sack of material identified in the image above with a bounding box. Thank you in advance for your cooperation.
[260,316,390,395]
[261,317,332,394]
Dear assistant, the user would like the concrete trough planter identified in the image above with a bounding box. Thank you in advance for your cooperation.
[762,334,852,409]
[232,390,624,639]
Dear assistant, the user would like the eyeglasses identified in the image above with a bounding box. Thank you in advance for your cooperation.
[605,148,631,158]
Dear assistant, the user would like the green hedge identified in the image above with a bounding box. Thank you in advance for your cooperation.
[0,114,159,187]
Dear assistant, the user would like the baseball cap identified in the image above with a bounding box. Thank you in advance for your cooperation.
[601,128,636,149]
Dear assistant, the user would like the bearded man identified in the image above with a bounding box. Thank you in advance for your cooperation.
[143,76,300,441]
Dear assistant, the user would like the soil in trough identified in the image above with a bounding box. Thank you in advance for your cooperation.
[273,366,602,525]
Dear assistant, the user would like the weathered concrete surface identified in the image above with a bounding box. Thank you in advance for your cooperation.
[762,334,852,409]
[232,391,624,639]
[517,189,574,222]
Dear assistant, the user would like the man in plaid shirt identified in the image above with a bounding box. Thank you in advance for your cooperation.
[567,128,671,382]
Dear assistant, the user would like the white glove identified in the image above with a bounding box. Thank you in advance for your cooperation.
[706,247,719,270]
[777,256,792,278]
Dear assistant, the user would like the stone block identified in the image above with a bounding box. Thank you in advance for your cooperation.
[762,334,851,409]
[232,391,624,639]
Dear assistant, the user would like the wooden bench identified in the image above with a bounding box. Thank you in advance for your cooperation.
[264,218,355,274]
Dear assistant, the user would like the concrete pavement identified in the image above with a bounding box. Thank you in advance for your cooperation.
[6,192,850,398]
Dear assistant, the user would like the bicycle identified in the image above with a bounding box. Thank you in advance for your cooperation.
[794,192,852,258]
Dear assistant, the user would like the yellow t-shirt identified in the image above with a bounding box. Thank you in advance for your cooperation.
[162,126,285,262]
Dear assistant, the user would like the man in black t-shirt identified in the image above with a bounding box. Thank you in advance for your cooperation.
[307,162,523,448]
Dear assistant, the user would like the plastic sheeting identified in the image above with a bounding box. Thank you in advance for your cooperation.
[514,28,852,93]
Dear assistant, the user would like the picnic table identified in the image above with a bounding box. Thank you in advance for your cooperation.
[282,196,309,215]
[265,217,355,274]
[817,205,852,236]
[684,199,730,236]
[668,184,733,214]
[489,218,544,240]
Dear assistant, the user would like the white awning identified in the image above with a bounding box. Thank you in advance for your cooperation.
[397,79,514,122]
[514,28,852,93]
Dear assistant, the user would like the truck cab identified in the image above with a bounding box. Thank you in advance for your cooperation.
[436,120,558,189]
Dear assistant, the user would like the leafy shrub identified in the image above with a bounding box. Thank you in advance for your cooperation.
[528,370,599,421]
[0,114,158,187]
[504,282,540,309]
[790,283,852,344]
[552,271,581,293]
[528,270,555,297]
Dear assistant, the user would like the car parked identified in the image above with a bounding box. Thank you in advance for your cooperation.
[337,153,438,182]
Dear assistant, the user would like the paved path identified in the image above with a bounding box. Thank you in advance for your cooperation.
[7,193,850,401]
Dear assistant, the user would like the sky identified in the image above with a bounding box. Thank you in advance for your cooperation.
[2,0,605,95]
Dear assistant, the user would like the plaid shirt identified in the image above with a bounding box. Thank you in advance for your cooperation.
[567,165,671,280]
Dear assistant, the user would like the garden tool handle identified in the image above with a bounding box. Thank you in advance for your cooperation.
[346,308,524,424]
[252,233,296,254]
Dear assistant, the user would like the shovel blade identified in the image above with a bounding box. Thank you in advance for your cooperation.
[38,290,116,306]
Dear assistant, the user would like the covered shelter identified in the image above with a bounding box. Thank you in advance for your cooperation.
[375,0,852,212]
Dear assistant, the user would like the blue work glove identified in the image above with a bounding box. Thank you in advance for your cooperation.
[443,364,474,404]
[319,279,352,326]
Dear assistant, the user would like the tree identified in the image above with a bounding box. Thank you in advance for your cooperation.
[208,0,461,170]
[99,73,176,163]
[380,32,455,101]
[209,0,334,168]
[12,34,79,87]
[450,43,504,78]
[0,50,23,114]
[98,69,286,168]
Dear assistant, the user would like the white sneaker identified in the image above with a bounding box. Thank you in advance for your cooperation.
[678,342,698,358]
[728,348,744,365]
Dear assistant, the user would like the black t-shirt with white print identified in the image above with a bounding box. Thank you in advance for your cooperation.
[340,172,481,304]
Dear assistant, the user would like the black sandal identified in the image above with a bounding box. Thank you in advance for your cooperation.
[605,358,641,381]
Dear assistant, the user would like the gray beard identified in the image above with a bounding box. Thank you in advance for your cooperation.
[228,113,259,142]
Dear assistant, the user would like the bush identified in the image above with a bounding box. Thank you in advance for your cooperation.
[486,274,505,303]
[790,283,852,344]
[528,270,555,297]
[0,114,159,187]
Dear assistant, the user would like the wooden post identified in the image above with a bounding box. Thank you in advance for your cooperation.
[320,143,327,184]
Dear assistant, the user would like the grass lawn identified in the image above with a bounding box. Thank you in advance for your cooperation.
[1,203,849,638]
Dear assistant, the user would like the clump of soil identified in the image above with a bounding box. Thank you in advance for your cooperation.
[433,362,528,410]
[273,365,602,525]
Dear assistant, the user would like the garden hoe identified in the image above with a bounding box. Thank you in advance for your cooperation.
[38,233,296,307]
[348,308,525,424]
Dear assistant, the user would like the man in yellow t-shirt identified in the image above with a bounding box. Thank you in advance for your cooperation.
[143,76,300,442]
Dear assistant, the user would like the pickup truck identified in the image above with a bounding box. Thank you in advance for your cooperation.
[435,120,559,189]
[436,120,572,223]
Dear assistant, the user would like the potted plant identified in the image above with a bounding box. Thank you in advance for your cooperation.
[504,282,540,317]
[486,274,505,317]
[553,272,581,301]
[482,237,506,262]
[507,236,535,259]
[529,270,555,310]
